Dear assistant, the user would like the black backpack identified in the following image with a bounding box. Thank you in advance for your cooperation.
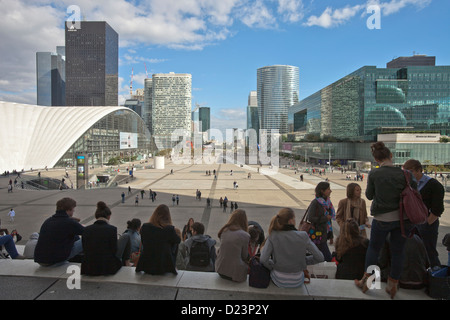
[189,240,210,267]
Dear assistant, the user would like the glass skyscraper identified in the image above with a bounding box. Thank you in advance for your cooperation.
[257,65,299,134]
[65,21,118,106]
[289,58,450,141]
[36,46,65,106]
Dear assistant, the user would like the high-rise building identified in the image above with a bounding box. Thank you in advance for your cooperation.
[36,46,66,106]
[257,65,299,134]
[151,72,192,150]
[65,21,118,106]
[247,91,259,130]
[288,61,450,141]
[198,107,210,133]
[387,54,435,68]
[143,78,153,135]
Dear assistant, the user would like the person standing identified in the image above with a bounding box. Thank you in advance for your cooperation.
[403,159,445,268]
[121,192,125,203]
[355,142,416,299]
[306,182,335,262]
[8,208,15,222]
[176,195,180,206]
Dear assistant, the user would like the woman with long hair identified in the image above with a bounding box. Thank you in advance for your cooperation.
[336,183,370,238]
[215,209,250,282]
[260,208,324,288]
[135,204,180,275]
[335,219,369,280]
[355,142,416,299]
[306,182,335,261]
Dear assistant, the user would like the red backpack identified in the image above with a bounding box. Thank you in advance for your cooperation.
[399,170,428,237]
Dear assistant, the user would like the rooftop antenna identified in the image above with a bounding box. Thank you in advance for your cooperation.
[129,68,133,96]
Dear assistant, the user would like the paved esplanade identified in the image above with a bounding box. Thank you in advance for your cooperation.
[1,159,449,261]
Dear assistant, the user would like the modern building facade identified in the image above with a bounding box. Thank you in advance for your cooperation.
[257,65,299,134]
[286,56,450,166]
[151,72,192,150]
[198,107,210,133]
[143,78,153,135]
[36,46,66,106]
[387,55,435,68]
[0,101,151,172]
[289,58,450,141]
[65,21,118,106]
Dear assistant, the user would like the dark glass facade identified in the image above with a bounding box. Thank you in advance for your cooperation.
[289,64,450,141]
[199,107,210,132]
[65,21,118,106]
[36,49,65,106]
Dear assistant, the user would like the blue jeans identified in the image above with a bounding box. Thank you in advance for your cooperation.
[0,235,19,259]
[365,219,412,280]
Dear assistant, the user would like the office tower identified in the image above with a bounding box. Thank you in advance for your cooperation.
[143,78,153,134]
[387,54,436,68]
[152,72,192,150]
[289,59,450,141]
[36,46,66,106]
[247,90,259,131]
[198,107,210,133]
[65,21,118,106]
[257,65,299,134]
[124,99,142,117]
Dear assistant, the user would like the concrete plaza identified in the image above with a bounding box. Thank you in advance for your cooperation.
[1,158,449,265]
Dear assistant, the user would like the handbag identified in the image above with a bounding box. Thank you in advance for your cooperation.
[248,256,270,288]
[399,170,428,238]
[427,266,450,300]
[299,202,313,233]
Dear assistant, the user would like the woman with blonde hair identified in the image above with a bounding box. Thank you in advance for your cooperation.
[336,183,370,238]
[215,209,250,282]
[335,219,369,280]
[135,204,180,275]
[260,208,324,288]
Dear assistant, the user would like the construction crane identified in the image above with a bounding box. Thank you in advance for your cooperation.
[193,102,207,113]
[129,68,133,96]
[144,63,149,78]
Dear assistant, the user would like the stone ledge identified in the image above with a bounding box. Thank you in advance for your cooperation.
[0,259,433,300]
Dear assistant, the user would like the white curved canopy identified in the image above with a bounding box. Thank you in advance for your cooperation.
[0,101,130,172]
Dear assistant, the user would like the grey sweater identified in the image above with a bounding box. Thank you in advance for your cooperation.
[260,228,324,273]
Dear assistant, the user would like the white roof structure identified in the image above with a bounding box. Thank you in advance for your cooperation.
[0,101,130,172]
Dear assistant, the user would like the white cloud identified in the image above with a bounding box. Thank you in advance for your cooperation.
[304,5,363,28]
[277,0,305,23]
[238,0,277,29]
[304,0,433,28]
[366,0,432,16]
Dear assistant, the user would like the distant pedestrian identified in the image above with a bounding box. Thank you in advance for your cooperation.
[172,195,176,206]
[176,195,179,205]
[300,174,303,182]
[207,197,211,208]
[135,195,139,206]
[8,208,15,222]
[234,202,238,210]
[230,202,234,212]
[121,192,125,203]
[141,190,145,199]
[219,197,223,208]
[128,186,132,195]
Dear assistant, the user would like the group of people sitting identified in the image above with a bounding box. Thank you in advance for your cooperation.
[1,142,448,300]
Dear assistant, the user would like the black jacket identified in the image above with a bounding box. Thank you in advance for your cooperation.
[135,223,180,275]
[81,220,122,276]
[34,210,85,264]
[420,178,445,217]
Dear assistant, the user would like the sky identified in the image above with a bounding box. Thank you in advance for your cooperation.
[0,0,449,134]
